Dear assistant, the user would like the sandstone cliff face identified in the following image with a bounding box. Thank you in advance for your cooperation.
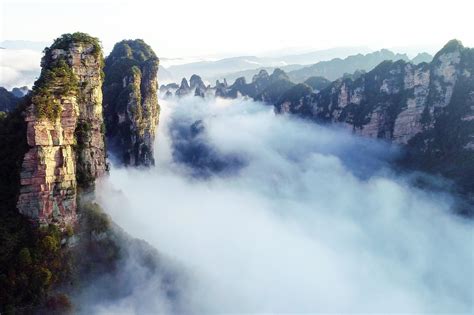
[103,40,159,167]
[276,40,474,198]
[17,33,106,225]
[277,40,473,146]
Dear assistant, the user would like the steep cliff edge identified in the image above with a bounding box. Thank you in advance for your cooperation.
[103,39,159,167]
[16,33,107,226]
[277,40,474,201]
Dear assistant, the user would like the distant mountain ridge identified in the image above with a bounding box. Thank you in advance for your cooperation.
[163,40,472,208]
[162,48,433,85]
[0,87,24,112]
[287,49,433,82]
[163,46,372,82]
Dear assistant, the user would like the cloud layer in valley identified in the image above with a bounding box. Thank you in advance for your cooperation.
[0,49,41,89]
[92,95,473,314]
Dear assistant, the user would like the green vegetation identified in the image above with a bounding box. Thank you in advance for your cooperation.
[74,120,95,189]
[75,202,121,277]
[31,32,104,121]
[32,59,78,121]
[335,60,409,133]
[303,76,331,91]
[0,218,74,313]
[404,47,474,211]
[49,32,102,59]
[82,202,111,237]
[256,77,295,104]
[109,39,157,63]
[278,83,313,106]
[102,39,159,166]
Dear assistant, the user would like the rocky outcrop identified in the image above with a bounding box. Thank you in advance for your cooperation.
[278,40,474,198]
[215,79,229,98]
[103,39,160,167]
[215,69,295,103]
[411,52,433,65]
[16,33,107,226]
[190,74,207,97]
[175,78,191,96]
[303,76,331,91]
[173,75,211,97]
[159,82,179,93]
[278,40,473,144]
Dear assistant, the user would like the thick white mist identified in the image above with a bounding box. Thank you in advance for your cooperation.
[0,49,41,89]
[96,95,473,314]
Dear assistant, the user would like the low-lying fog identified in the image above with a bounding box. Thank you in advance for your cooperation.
[92,95,473,314]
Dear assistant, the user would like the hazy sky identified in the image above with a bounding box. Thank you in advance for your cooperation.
[1,0,474,58]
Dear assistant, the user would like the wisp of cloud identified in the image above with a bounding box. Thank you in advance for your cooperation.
[0,49,41,89]
[94,94,473,314]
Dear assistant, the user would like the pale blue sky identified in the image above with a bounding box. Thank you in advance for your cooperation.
[1,0,474,58]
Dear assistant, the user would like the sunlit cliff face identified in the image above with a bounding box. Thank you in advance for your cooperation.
[91,95,473,314]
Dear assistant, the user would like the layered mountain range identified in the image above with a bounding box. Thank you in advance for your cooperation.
[163,40,473,203]
[160,49,433,85]
[0,32,472,312]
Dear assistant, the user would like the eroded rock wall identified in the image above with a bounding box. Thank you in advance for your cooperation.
[103,39,159,167]
[17,34,106,225]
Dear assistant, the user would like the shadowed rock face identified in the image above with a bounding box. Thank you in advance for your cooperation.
[175,78,191,96]
[103,39,160,167]
[0,87,22,112]
[170,119,246,178]
[277,41,473,145]
[16,33,107,225]
[215,69,295,103]
[173,75,209,97]
[275,40,474,200]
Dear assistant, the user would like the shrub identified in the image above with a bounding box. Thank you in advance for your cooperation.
[40,236,59,255]
[32,59,78,121]
[18,248,32,267]
[82,202,111,236]
[33,267,52,288]
[50,32,102,59]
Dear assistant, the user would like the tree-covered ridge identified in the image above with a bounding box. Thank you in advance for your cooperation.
[103,39,160,166]
[104,39,158,86]
[30,32,105,121]
[303,76,331,91]
[269,40,473,209]
[31,59,78,120]
[49,32,102,58]
[108,39,157,62]
[287,49,411,82]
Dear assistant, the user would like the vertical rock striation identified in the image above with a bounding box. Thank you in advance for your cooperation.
[276,39,474,198]
[277,40,473,146]
[16,33,106,225]
[103,39,160,167]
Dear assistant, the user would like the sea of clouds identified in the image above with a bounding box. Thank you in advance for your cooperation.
[0,49,41,89]
[88,95,473,314]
